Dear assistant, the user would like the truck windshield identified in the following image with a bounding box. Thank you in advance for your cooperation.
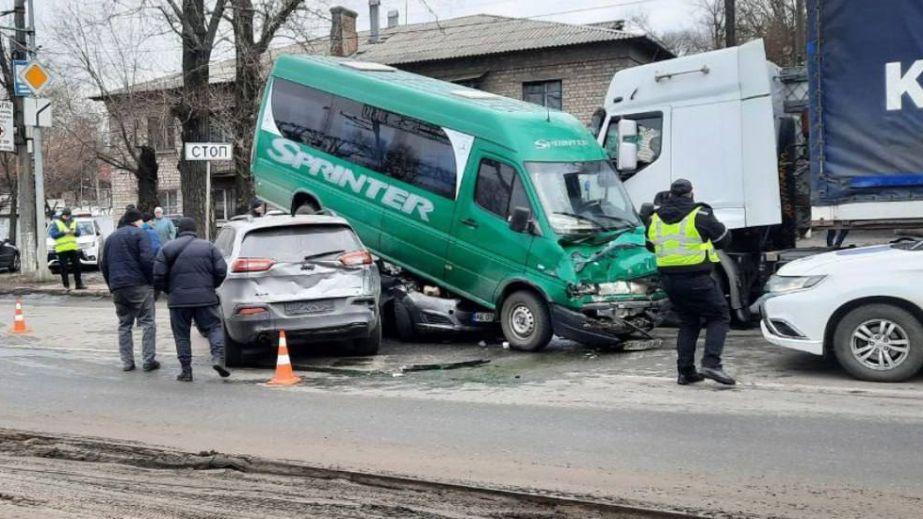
[526,161,640,235]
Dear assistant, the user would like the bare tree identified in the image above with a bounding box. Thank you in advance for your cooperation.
[52,2,166,214]
[228,0,326,213]
[155,0,227,235]
[0,36,17,242]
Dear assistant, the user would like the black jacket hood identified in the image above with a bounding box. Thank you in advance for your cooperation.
[655,195,699,224]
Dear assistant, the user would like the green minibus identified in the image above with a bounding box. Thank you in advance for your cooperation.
[251,55,665,351]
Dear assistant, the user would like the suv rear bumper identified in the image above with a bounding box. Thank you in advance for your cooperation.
[551,299,667,345]
[225,304,378,347]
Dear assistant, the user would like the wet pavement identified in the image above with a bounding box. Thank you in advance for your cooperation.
[3,295,923,518]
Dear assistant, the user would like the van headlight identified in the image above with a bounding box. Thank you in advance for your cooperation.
[765,275,826,294]
[598,281,649,296]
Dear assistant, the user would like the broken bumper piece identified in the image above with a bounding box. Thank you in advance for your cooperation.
[551,299,666,346]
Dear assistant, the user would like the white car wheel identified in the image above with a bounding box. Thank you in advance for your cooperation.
[833,304,923,382]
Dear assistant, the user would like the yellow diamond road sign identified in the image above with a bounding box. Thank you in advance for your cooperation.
[19,62,51,95]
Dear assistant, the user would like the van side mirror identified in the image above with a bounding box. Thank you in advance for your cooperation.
[617,119,638,172]
[589,107,606,137]
[509,207,531,233]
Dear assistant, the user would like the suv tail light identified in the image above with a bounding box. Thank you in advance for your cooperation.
[232,257,275,273]
[338,250,373,266]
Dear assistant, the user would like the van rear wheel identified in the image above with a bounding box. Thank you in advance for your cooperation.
[500,290,552,352]
[293,200,320,215]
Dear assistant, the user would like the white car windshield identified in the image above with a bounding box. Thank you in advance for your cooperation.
[526,160,640,235]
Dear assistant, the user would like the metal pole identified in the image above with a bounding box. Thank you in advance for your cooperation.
[205,161,211,241]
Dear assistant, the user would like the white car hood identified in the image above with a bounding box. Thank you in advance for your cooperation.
[778,245,909,276]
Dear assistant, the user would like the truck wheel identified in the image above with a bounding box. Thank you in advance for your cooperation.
[351,319,381,356]
[223,323,245,367]
[500,290,552,352]
[832,304,923,382]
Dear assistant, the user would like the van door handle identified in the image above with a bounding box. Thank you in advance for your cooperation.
[460,218,479,228]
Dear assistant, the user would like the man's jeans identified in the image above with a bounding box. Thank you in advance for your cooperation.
[112,285,156,368]
[170,305,225,368]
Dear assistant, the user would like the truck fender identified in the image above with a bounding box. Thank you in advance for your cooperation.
[715,251,750,322]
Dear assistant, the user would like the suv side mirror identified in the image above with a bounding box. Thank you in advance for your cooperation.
[509,207,531,233]
[617,119,638,172]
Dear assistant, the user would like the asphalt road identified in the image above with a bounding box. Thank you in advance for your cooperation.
[2,295,923,518]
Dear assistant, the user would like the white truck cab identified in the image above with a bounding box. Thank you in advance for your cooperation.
[597,39,781,232]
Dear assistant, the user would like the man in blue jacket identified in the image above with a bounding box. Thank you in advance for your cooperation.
[154,217,229,382]
[101,208,158,372]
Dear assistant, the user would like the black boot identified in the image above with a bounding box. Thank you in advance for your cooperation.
[176,366,193,382]
[700,366,736,385]
[677,371,705,385]
[212,356,230,378]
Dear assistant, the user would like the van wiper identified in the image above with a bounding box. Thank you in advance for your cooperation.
[592,214,638,229]
[553,212,606,229]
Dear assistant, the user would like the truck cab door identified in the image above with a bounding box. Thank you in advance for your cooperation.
[445,150,534,307]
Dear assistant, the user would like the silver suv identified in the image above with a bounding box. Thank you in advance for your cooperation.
[214,214,381,365]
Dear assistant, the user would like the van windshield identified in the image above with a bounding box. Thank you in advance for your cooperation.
[526,161,640,235]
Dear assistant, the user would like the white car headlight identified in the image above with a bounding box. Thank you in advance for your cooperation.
[598,281,649,296]
[766,275,826,294]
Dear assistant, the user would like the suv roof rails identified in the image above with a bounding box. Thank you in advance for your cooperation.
[229,215,252,222]
[265,210,287,216]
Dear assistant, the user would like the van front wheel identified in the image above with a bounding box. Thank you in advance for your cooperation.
[501,290,552,352]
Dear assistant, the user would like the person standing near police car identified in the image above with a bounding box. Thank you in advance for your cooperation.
[49,208,87,290]
[646,179,735,386]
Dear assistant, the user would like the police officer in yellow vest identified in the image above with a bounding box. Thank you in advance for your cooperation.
[50,208,86,290]
[646,179,735,386]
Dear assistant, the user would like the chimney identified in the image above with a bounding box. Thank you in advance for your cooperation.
[330,6,358,57]
[369,0,381,43]
[387,9,399,29]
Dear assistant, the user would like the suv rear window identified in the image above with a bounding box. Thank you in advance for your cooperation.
[239,225,362,262]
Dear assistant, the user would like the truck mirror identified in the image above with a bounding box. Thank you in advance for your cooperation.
[616,119,638,172]
[589,108,606,136]
[509,207,531,233]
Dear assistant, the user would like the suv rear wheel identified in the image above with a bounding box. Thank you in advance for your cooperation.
[351,319,381,356]
[832,304,923,382]
[223,323,245,367]
[500,290,552,352]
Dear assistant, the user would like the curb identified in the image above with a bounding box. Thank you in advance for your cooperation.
[0,286,110,298]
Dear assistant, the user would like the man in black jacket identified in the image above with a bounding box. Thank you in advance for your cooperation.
[101,208,158,372]
[646,179,735,386]
[153,217,230,382]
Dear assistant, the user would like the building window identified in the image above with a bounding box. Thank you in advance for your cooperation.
[212,188,229,222]
[523,80,562,110]
[158,190,179,214]
[148,115,176,151]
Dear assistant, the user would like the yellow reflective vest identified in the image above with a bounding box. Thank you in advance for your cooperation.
[53,219,79,253]
[646,207,719,268]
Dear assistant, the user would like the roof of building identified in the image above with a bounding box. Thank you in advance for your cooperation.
[107,14,669,97]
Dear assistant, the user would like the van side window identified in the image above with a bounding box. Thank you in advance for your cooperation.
[271,78,333,148]
[604,112,663,180]
[475,159,530,219]
[270,78,459,200]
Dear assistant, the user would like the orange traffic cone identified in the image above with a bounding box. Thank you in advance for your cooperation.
[268,330,301,386]
[11,298,29,334]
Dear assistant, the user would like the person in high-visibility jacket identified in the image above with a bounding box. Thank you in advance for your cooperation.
[645,179,734,386]
[49,208,86,290]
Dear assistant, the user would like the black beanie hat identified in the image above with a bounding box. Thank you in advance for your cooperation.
[177,217,197,234]
[123,208,143,224]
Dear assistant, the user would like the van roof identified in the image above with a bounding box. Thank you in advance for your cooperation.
[270,55,605,162]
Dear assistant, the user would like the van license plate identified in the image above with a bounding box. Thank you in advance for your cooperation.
[473,312,495,323]
[285,301,334,315]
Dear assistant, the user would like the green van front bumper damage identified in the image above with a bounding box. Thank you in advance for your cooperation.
[551,298,668,346]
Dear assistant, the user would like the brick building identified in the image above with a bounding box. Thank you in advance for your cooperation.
[105,6,670,222]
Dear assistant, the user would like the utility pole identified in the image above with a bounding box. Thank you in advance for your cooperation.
[13,0,36,275]
[27,0,50,280]
[724,0,736,48]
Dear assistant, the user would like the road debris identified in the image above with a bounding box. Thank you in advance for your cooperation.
[398,359,490,373]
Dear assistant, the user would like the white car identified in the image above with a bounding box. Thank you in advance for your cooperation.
[46,217,105,269]
[759,240,923,382]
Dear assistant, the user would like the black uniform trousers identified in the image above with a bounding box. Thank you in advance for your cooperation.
[661,271,730,373]
[57,250,83,288]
